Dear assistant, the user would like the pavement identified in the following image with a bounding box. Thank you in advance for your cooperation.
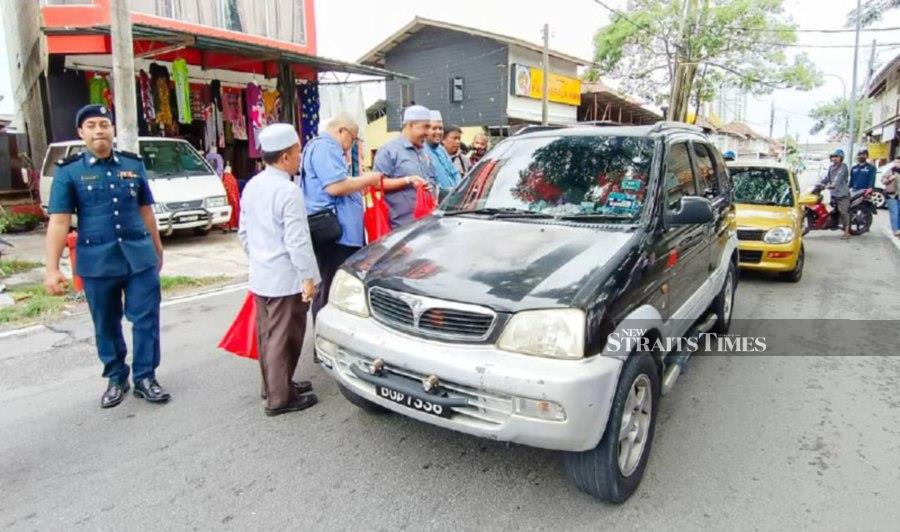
[1,227,899,529]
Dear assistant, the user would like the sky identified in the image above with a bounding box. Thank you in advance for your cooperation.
[4,0,900,143]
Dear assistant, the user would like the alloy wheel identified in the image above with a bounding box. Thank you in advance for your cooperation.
[618,374,653,477]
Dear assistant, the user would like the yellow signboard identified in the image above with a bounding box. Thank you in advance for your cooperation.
[512,64,581,106]
[868,142,889,160]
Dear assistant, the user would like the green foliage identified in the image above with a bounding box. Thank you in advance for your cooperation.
[809,97,872,141]
[159,275,229,292]
[0,212,42,234]
[593,0,823,118]
[0,259,43,278]
[0,284,67,325]
[847,0,900,27]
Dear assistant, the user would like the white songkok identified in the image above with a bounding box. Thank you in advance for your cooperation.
[259,123,300,152]
[429,110,443,122]
[403,105,431,123]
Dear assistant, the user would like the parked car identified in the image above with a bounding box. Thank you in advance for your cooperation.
[40,138,231,235]
[727,159,813,282]
[314,122,739,503]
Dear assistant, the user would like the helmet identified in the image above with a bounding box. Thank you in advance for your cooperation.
[723,150,736,160]
[831,148,845,158]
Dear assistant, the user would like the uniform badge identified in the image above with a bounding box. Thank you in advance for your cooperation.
[118,170,138,180]
[80,174,99,182]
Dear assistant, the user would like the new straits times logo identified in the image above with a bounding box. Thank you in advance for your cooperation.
[608,329,768,353]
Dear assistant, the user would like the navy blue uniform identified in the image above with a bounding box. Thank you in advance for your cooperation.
[49,149,161,384]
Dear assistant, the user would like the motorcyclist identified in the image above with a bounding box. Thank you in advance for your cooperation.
[818,148,851,240]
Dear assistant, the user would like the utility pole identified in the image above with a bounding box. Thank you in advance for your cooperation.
[784,117,789,161]
[847,0,862,161]
[109,0,139,153]
[769,102,775,140]
[541,23,550,126]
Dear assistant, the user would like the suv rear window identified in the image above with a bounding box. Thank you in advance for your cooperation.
[730,167,794,207]
[140,141,212,179]
[41,146,69,177]
[443,135,655,221]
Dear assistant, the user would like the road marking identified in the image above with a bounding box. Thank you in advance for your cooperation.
[881,225,900,254]
[161,282,249,308]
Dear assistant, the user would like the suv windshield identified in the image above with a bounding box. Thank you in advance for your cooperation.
[442,134,656,221]
[730,167,794,207]
[139,141,212,179]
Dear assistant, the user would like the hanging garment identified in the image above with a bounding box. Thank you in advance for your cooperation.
[297,81,320,146]
[150,63,174,129]
[223,88,247,140]
[262,89,281,122]
[138,69,156,124]
[172,58,192,124]
[246,82,265,158]
[190,85,207,121]
[210,79,223,110]
[89,74,110,106]
[222,169,241,231]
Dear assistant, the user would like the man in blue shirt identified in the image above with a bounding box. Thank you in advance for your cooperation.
[424,110,461,193]
[374,105,435,229]
[849,149,877,192]
[302,113,417,319]
[44,104,168,408]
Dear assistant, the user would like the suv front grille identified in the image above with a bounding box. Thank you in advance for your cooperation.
[369,287,496,341]
[737,229,765,241]
[165,199,204,211]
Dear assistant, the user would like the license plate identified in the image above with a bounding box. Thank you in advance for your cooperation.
[177,215,200,223]
[376,385,452,418]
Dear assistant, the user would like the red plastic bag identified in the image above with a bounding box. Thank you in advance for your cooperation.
[218,292,258,360]
[364,178,392,243]
[413,183,437,220]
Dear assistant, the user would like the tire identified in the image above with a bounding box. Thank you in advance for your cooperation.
[869,188,886,209]
[711,260,736,334]
[802,211,814,236]
[192,227,211,237]
[848,207,872,236]
[564,353,660,503]
[779,243,804,283]
[337,382,391,415]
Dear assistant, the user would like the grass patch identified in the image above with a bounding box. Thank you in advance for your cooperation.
[0,259,43,278]
[160,275,229,292]
[0,284,67,324]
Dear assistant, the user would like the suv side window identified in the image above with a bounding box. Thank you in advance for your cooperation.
[692,142,719,197]
[664,142,696,210]
[710,148,732,197]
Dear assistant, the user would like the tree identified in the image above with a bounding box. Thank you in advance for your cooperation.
[591,0,822,122]
[847,0,900,27]
[808,97,872,141]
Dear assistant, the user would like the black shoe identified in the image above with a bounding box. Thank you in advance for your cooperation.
[265,393,318,417]
[133,378,171,404]
[101,380,130,409]
[261,380,313,400]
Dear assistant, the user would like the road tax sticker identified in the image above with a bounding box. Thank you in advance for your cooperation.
[621,179,643,191]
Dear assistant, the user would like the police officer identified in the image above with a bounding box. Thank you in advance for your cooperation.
[44,104,170,408]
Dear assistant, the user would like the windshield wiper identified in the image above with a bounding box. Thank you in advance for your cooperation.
[557,213,637,222]
[442,207,554,219]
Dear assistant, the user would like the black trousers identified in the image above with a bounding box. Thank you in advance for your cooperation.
[311,242,361,320]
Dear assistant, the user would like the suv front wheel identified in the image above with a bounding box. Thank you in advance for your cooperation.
[564,353,659,503]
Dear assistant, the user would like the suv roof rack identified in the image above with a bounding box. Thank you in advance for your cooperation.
[513,125,569,136]
[648,121,704,134]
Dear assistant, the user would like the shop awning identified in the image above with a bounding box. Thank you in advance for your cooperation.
[44,18,411,81]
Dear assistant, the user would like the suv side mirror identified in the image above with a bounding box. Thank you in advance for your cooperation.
[666,196,714,225]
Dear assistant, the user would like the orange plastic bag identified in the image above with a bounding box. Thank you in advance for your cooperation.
[218,292,258,360]
[413,183,437,220]
[364,178,392,243]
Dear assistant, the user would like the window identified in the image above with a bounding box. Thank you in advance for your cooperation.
[159,0,180,19]
[450,77,464,103]
[664,143,696,210]
[41,146,69,178]
[217,0,242,31]
[401,83,415,107]
[730,167,794,207]
[140,141,212,179]
[692,142,719,196]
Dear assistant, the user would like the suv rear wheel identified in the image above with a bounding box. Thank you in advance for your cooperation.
[564,353,659,503]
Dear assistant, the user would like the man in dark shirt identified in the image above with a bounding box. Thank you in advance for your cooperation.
[849,149,877,192]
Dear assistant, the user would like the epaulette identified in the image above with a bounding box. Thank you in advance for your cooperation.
[56,153,81,167]
[117,150,143,161]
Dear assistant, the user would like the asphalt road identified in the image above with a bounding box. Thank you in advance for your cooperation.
[2,228,899,530]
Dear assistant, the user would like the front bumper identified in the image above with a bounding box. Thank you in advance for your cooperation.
[156,207,231,234]
[315,305,622,452]
[737,239,800,272]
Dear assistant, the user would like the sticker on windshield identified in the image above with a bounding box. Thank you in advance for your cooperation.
[621,179,643,191]
[607,192,634,209]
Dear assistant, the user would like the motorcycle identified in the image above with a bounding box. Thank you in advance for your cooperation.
[801,185,877,236]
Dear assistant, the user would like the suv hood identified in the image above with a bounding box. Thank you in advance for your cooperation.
[347,216,637,313]
[147,174,226,203]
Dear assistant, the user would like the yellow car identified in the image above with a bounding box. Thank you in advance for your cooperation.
[727,160,814,282]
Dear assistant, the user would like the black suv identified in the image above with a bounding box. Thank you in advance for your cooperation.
[315,122,738,503]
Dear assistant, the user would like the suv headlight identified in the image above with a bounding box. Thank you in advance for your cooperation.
[205,196,227,208]
[329,269,369,317]
[152,203,168,214]
[764,226,795,244]
[498,309,585,359]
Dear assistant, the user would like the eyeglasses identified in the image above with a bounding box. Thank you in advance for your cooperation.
[340,128,359,142]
